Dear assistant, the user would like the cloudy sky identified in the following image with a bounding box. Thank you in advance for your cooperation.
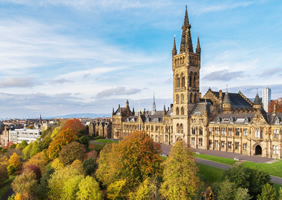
[0,0,281,118]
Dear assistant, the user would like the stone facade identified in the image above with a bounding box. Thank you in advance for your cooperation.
[111,7,282,159]
[88,118,112,138]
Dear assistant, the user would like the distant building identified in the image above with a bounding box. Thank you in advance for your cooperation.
[88,118,112,138]
[262,88,271,112]
[9,128,42,144]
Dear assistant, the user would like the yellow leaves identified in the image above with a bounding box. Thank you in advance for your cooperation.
[9,152,21,170]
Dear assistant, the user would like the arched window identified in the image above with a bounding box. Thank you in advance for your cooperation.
[181,74,185,87]
[181,107,184,115]
[199,127,203,135]
[190,93,193,103]
[176,107,179,115]
[177,75,180,87]
[176,94,179,104]
[194,93,197,104]
[181,94,184,103]
[177,124,180,133]
[180,124,183,133]
[189,72,192,87]
[193,75,196,88]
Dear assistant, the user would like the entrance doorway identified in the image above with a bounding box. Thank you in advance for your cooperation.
[255,145,262,155]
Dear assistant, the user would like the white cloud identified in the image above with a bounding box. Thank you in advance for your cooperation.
[0,77,34,88]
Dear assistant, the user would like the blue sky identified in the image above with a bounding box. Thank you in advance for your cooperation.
[0,0,281,118]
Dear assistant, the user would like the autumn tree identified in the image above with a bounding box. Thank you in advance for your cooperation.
[129,178,159,200]
[47,128,77,159]
[76,176,103,200]
[62,118,86,136]
[51,158,64,170]
[71,160,84,175]
[160,141,200,200]
[9,152,21,170]
[96,131,163,191]
[59,141,86,165]
[61,174,84,200]
[269,99,282,113]
[12,169,38,199]
[51,127,61,139]
[24,151,49,174]
[23,164,41,180]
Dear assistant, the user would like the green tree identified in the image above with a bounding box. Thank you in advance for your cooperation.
[7,164,16,175]
[9,144,16,149]
[76,176,103,200]
[235,187,252,200]
[22,143,33,160]
[51,158,64,170]
[160,141,200,200]
[0,164,9,182]
[48,166,81,200]
[61,174,84,200]
[79,135,90,147]
[224,164,271,198]
[83,158,97,176]
[257,183,277,200]
[217,178,236,200]
[29,141,41,158]
[36,168,55,200]
[40,135,52,150]
[59,141,86,165]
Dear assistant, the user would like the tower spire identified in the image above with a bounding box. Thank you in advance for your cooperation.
[152,93,156,114]
[196,34,201,54]
[172,36,177,56]
[180,6,193,53]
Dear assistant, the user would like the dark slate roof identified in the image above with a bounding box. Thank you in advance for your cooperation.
[212,91,252,109]
[192,102,210,115]
[267,113,282,125]
[210,113,255,124]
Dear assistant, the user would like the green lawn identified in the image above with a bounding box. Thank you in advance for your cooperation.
[94,139,118,144]
[197,163,225,183]
[161,156,167,160]
[0,176,16,199]
[241,160,282,178]
[193,153,237,166]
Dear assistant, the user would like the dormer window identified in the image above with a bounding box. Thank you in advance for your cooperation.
[244,117,249,124]
[217,117,222,123]
[275,117,280,125]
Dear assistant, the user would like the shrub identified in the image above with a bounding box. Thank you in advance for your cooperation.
[83,158,97,176]
[9,144,16,149]
[7,164,16,175]
[0,164,9,182]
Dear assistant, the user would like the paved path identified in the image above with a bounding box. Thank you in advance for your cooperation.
[1,187,14,200]
[160,144,282,185]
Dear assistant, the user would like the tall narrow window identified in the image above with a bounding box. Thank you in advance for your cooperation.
[181,107,184,115]
[181,75,185,87]
[181,94,184,103]
[176,95,179,104]
[177,75,180,87]
[176,107,179,115]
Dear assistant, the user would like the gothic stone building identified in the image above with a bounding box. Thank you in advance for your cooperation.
[112,7,282,159]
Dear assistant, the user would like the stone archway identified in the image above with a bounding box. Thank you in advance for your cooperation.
[255,145,262,155]
[176,137,183,141]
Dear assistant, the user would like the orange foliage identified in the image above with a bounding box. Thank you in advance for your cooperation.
[9,153,21,170]
[62,119,86,135]
[47,128,78,160]
[269,99,282,113]
[96,131,162,190]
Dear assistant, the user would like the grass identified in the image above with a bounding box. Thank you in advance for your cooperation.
[241,160,282,178]
[89,143,105,153]
[94,139,118,144]
[193,153,237,166]
[197,163,225,183]
[161,156,167,160]
[273,183,282,194]
[0,176,16,199]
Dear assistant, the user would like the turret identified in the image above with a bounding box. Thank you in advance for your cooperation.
[163,105,166,115]
[222,89,232,112]
[253,93,262,110]
[152,93,156,115]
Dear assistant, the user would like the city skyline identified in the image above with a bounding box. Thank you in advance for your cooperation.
[0,0,282,118]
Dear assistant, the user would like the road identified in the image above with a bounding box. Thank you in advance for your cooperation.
[160,144,282,185]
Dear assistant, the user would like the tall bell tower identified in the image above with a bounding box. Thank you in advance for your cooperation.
[171,6,201,144]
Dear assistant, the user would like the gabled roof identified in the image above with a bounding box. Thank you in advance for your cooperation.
[212,91,252,109]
